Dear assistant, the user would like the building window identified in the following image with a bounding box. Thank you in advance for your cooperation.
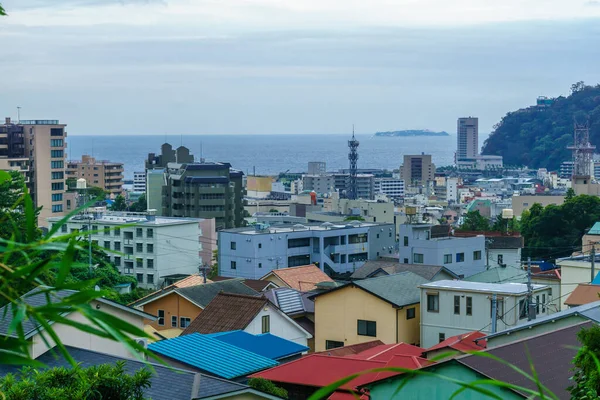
[231,261,236,269]
[147,259,154,268]
[136,243,143,252]
[114,241,121,251]
[427,294,439,312]
[403,236,409,246]
[413,253,424,264]
[443,254,452,264]
[136,228,143,238]
[258,263,262,268]
[51,193,63,202]
[147,244,153,253]
[50,128,64,136]
[439,333,446,343]
[258,243,262,249]
[51,171,64,180]
[542,294,546,313]
[52,204,63,213]
[114,228,121,236]
[147,274,154,284]
[50,150,64,158]
[136,258,143,268]
[50,139,63,147]
[137,273,144,284]
[104,241,110,249]
[454,296,460,315]
[536,295,540,314]
[171,316,177,327]
[147,229,153,238]
[326,340,344,350]
[519,299,527,319]
[466,297,473,315]
[456,253,465,262]
[406,308,416,319]
[498,254,504,265]
[288,238,311,248]
[231,242,237,250]
[51,182,64,191]
[51,160,64,168]
[262,315,270,333]
[157,310,165,326]
[357,320,377,337]
[114,256,121,266]
[180,317,191,328]
[490,299,504,318]
[376,234,380,239]
[473,250,482,261]
[61,225,68,233]
[92,225,98,232]
[104,226,110,236]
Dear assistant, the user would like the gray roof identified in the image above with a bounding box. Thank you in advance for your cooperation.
[465,266,527,284]
[0,346,248,400]
[482,300,600,341]
[264,288,315,315]
[327,271,428,307]
[351,260,457,280]
[420,280,548,294]
[487,236,524,249]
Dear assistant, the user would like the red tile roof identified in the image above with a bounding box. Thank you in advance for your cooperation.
[565,284,600,306]
[424,331,487,354]
[346,343,424,361]
[314,341,385,357]
[261,265,334,292]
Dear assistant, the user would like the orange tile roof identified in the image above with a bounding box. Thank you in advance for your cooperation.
[424,331,487,354]
[172,274,213,288]
[565,284,600,306]
[263,264,334,292]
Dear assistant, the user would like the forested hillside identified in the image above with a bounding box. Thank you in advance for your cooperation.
[482,82,600,170]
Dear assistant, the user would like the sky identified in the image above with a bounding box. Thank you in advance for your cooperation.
[1,0,600,135]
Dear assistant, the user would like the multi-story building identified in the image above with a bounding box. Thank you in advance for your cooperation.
[419,280,552,347]
[457,117,479,160]
[66,155,124,198]
[133,171,146,193]
[302,174,335,194]
[218,221,396,279]
[303,173,374,199]
[1,118,69,226]
[374,178,405,198]
[560,161,574,179]
[146,168,164,211]
[307,162,326,175]
[162,162,245,230]
[399,224,486,278]
[400,154,435,186]
[48,210,202,289]
[146,143,194,169]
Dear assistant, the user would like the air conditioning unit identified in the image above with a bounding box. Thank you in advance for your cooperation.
[135,338,148,349]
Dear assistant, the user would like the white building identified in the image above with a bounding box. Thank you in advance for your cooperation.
[48,211,202,289]
[446,178,459,203]
[374,178,405,198]
[218,221,396,279]
[456,155,504,171]
[302,174,335,194]
[133,171,146,193]
[399,224,486,278]
[487,236,524,269]
[419,280,552,348]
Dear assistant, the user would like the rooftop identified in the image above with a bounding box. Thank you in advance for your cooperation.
[424,331,487,354]
[419,280,548,295]
[264,287,315,315]
[49,211,201,226]
[588,221,600,235]
[350,260,459,280]
[261,264,334,292]
[564,284,600,307]
[204,330,309,360]
[223,221,389,235]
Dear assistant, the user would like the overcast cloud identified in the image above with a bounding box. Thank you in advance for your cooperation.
[1,0,599,135]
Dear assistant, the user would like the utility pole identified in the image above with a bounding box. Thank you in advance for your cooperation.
[491,293,497,333]
[88,214,93,278]
[592,244,596,283]
[526,257,536,321]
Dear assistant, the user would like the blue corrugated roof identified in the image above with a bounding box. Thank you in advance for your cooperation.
[205,331,308,360]
[589,222,600,235]
[148,333,278,379]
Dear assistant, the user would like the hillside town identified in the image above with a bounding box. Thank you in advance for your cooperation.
[2,103,600,400]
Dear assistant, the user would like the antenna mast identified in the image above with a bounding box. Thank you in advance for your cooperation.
[348,125,359,200]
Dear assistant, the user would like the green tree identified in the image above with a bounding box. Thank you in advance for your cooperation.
[110,194,128,211]
[459,211,490,231]
[0,362,151,400]
[0,4,5,15]
[491,214,519,234]
[208,249,219,279]
[66,177,77,191]
[88,186,108,201]
[248,378,288,399]
[129,194,147,212]
[0,171,41,242]
[269,209,279,213]
[569,325,600,399]
[566,188,576,201]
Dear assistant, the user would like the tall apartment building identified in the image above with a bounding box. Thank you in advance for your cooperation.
[302,173,374,199]
[66,155,124,197]
[400,154,435,186]
[146,143,194,169]
[218,221,396,279]
[162,162,245,230]
[0,118,68,226]
[374,178,405,198]
[48,211,202,289]
[457,117,479,160]
[133,171,146,193]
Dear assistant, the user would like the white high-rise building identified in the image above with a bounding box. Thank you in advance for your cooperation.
[457,117,479,160]
[133,171,146,192]
[374,178,405,198]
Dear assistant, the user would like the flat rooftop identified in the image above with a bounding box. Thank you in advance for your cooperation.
[419,280,548,294]
[224,221,391,235]
[49,212,201,226]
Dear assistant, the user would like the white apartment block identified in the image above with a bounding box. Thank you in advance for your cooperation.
[48,211,202,289]
[133,171,146,192]
[419,280,552,348]
[374,178,405,198]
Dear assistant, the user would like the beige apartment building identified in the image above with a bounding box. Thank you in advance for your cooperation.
[1,118,68,226]
[67,155,124,197]
[400,154,436,186]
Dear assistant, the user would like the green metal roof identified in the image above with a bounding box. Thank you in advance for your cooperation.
[464,266,527,284]
[589,222,600,235]
[354,271,429,307]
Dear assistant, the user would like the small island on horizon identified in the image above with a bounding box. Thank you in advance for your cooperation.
[375,129,450,137]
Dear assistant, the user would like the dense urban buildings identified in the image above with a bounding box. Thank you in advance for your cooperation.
[66,155,124,197]
[400,154,435,186]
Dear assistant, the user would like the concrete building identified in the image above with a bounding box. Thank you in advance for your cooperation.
[560,161,574,179]
[303,173,374,199]
[199,218,217,266]
[307,162,326,175]
[457,117,479,160]
[454,232,524,269]
[218,221,396,279]
[512,195,565,218]
[446,178,459,203]
[146,143,194,169]
[146,168,164,211]
[162,162,245,230]
[0,117,29,184]
[399,224,486,278]
[374,178,405,198]
[48,211,203,289]
[419,280,552,348]
[302,174,334,194]
[557,255,600,311]
[66,155,124,197]
[133,171,146,193]
[246,176,273,199]
[400,154,435,186]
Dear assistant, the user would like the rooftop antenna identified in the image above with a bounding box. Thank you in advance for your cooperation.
[348,124,359,200]
[16,106,21,123]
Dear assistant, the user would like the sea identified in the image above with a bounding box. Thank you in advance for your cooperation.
[66,134,489,180]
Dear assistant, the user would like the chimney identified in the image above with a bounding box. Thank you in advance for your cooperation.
[5,117,10,124]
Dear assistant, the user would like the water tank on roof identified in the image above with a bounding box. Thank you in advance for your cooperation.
[76,178,87,189]
[502,209,514,219]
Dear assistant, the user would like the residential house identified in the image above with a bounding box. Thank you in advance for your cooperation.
[130,279,258,331]
[149,333,279,381]
[203,331,308,362]
[312,272,429,351]
[0,345,280,400]
[0,287,155,360]
[363,322,588,400]
[421,331,487,361]
[212,276,277,292]
[557,254,599,310]
[350,260,459,281]
[465,265,527,284]
[581,221,600,254]
[260,264,334,292]
[181,293,312,347]
[419,280,552,348]
[565,284,600,307]
[264,287,315,351]
[453,232,524,268]
[218,222,396,279]
[399,224,486,278]
[531,266,562,313]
